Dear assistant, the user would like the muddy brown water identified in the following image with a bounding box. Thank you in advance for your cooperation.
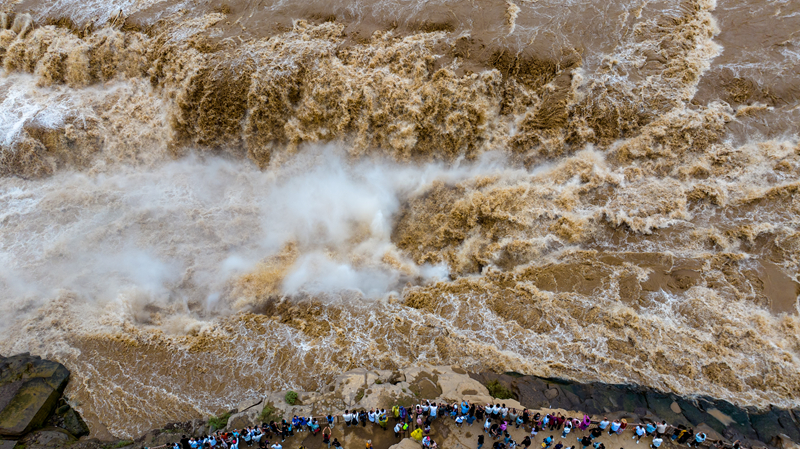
[0,0,799,439]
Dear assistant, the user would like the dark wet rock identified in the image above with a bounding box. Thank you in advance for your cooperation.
[62,407,90,438]
[0,440,17,449]
[19,427,76,448]
[645,391,688,426]
[0,355,70,393]
[470,371,800,449]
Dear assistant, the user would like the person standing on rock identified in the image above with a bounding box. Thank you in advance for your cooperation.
[331,438,342,448]
[597,418,610,432]
[633,425,645,443]
[656,421,667,437]
[691,432,706,447]
[645,422,656,437]
[562,419,573,438]
[651,436,663,449]
[368,408,377,425]
[580,435,593,449]
[322,426,332,448]
[579,415,591,431]
[531,422,541,438]
[478,434,486,449]
[609,420,621,435]
[590,427,603,441]
[522,436,532,449]
[394,422,402,438]
[343,410,352,427]
[430,402,439,420]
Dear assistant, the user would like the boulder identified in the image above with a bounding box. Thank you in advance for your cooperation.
[751,409,787,444]
[0,440,17,449]
[388,438,423,449]
[0,378,60,436]
[19,427,76,448]
[0,355,70,393]
[227,406,261,430]
[62,407,90,437]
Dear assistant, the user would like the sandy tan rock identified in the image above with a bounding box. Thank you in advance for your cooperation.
[388,438,422,449]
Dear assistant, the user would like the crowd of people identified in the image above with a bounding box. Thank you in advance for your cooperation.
[152,399,747,449]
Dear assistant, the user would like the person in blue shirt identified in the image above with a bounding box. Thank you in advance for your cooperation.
[543,435,554,448]
[691,432,706,447]
[645,423,657,436]
[462,401,470,416]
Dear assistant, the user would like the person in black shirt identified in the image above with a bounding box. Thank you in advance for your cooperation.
[590,428,602,440]
[180,435,191,449]
[478,434,485,449]
[580,435,592,448]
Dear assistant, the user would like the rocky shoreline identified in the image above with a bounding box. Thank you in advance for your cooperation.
[1,355,799,449]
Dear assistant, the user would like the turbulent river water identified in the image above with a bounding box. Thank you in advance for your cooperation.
[0,0,799,439]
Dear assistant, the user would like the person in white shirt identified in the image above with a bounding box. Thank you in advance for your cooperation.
[492,404,501,415]
[656,421,667,436]
[430,403,439,419]
[343,411,353,426]
[633,425,646,443]
[651,437,663,448]
[422,402,430,415]
[368,409,377,424]
[598,418,610,430]
[271,443,283,449]
[501,405,509,418]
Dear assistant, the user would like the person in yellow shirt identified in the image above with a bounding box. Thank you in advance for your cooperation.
[411,426,424,441]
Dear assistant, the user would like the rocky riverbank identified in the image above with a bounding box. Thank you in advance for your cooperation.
[1,355,799,449]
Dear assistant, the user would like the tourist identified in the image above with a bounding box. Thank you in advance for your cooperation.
[590,427,602,440]
[322,427,332,448]
[645,423,656,437]
[343,410,352,427]
[609,419,621,435]
[616,419,627,435]
[692,432,707,447]
[651,436,663,449]
[580,435,593,449]
[478,434,485,449]
[431,402,439,420]
[598,418,610,432]
[633,425,645,443]
[368,408,377,425]
[677,429,693,445]
[543,435,554,449]
[394,422,402,439]
[562,420,573,438]
[578,415,591,431]
[656,421,667,437]
[332,438,342,448]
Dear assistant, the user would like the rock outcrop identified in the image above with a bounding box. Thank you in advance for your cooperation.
[0,353,91,448]
[0,354,70,437]
[472,371,800,449]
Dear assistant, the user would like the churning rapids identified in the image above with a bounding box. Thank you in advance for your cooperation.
[0,0,799,439]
